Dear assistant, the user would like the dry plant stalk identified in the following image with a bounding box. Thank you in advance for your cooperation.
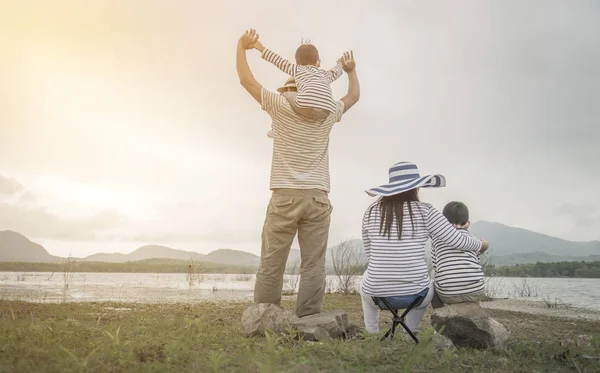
[332,240,364,294]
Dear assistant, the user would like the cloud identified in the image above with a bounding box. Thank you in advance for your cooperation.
[0,174,258,246]
[0,175,35,205]
[556,203,599,227]
[0,175,24,196]
[0,174,127,240]
[0,203,126,240]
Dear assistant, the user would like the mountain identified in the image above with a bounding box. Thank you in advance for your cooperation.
[286,239,368,269]
[297,222,599,268]
[0,230,62,263]
[3,220,598,268]
[84,245,206,263]
[204,249,260,266]
[470,221,600,257]
[84,246,261,266]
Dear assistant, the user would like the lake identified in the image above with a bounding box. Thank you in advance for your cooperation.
[1,272,599,310]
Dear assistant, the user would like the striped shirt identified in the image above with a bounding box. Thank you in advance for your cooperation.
[360,201,482,297]
[262,49,343,114]
[431,228,485,296]
[261,88,344,192]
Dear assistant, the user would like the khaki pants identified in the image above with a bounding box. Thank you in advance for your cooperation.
[254,188,332,318]
[431,289,486,309]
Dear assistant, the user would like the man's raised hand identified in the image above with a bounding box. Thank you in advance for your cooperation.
[339,51,356,73]
[239,29,259,50]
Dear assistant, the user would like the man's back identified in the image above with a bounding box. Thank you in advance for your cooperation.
[261,88,344,192]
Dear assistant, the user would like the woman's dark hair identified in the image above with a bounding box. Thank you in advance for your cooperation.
[368,188,420,240]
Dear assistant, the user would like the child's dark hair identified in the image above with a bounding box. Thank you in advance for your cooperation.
[295,41,319,65]
[442,201,469,226]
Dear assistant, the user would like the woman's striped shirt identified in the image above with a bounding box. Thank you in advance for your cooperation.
[360,201,482,297]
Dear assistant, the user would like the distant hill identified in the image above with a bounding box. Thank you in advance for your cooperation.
[470,221,600,257]
[83,246,261,266]
[0,230,62,263]
[204,249,260,266]
[84,245,206,263]
[312,222,599,267]
[286,239,367,270]
[2,220,598,269]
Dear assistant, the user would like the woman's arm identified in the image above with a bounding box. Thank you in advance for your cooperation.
[426,206,483,252]
[362,214,371,261]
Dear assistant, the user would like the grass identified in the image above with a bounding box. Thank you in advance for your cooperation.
[0,295,599,372]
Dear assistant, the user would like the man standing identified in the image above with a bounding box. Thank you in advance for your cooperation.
[236,29,360,317]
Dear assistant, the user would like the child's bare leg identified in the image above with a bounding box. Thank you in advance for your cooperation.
[282,92,330,120]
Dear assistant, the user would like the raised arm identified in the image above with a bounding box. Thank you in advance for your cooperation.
[327,63,344,83]
[426,206,483,253]
[259,48,298,77]
[339,51,360,114]
[236,29,263,104]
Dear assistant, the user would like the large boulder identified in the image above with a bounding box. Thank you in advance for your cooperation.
[292,310,362,341]
[242,306,362,341]
[432,331,455,350]
[242,303,297,337]
[431,303,510,350]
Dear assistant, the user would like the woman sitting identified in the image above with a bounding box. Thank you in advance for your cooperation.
[360,161,488,337]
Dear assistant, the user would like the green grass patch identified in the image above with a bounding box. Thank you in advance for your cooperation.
[0,295,599,372]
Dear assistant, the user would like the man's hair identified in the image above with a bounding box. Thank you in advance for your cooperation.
[442,201,470,226]
[295,43,319,65]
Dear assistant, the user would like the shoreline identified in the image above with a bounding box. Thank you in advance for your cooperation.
[1,269,600,280]
[482,298,600,321]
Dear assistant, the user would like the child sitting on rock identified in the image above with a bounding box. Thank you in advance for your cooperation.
[431,201,489,307]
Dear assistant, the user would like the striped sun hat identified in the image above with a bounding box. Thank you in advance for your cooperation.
[366,161,446,197]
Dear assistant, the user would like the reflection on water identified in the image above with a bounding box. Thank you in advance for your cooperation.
[1,272,599,310]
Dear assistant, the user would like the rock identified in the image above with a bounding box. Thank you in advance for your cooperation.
[297,326,332,341]
[575,334,592,348]
[292,310,348,341]
[345,323,364,339]
[431,303,510,350]
[562,334,594,348]
[433,331,455,350]
[241,303,297,337]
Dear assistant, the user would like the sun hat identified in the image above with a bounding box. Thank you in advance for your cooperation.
[366,161,446,197]
[277,76,297,93]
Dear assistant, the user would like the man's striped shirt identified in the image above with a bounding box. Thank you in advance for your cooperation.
[261,88,344,192]
[262,49,343,114]
[360,201,482,297]
[431,228,485,296]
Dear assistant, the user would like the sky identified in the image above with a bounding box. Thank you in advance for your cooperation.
[1,0,599,258]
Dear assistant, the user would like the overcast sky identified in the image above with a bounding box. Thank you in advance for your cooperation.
[1,0,599,257]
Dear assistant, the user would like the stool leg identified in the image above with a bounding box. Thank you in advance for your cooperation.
[399,321,419,343]
[390,321,398,340]
[380,327,393,341]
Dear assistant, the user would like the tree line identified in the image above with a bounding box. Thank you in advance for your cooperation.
[483,260,600,278]
[0,259,257,274]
